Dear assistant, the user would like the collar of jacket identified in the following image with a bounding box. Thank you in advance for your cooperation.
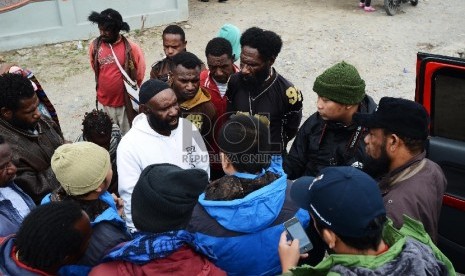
[0,117,43,138]
[180,88,211,110]
[378,151,426,193]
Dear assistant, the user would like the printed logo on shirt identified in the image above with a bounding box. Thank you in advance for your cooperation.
[235,111,270,126]
[186,114,204,131]
[286,86,302,105]
[97,47,115,68]
[184,145,197,168]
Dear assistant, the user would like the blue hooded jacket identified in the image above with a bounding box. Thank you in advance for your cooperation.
[188,170,310,276]
[41,191,126,228]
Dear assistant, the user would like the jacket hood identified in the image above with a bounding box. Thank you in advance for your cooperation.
[290,216,454,276]
[0,236,42,276]
[131,113,156,136]
[180,88,211,110]
[198,171,287,233]
[41,191,126,230]
[362,95,377,113]
[330,239,448,275]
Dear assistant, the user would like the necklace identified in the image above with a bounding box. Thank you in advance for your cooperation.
[263,67,273,83]
[248,71,279,114]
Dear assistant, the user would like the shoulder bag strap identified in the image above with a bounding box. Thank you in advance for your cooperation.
[108,43,137,86]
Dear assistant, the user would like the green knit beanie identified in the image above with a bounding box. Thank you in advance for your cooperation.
[313,61,366,104]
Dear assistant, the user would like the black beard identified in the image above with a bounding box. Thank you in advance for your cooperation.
[363,147,391,180]
[100,33,119,44]
[10,116,37,131]
[241,67,270,90]
[102,37,118,44]
[148,113,178,134]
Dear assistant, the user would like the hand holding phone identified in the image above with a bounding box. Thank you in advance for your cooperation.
[283,217,313,254]
[278,231,303,273]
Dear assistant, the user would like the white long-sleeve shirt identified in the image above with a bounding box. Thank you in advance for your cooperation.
[117,113,210,232]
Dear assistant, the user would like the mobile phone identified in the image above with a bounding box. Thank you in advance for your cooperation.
[284,217,313,254]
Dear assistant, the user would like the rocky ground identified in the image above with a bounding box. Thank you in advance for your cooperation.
[1,0,464,140]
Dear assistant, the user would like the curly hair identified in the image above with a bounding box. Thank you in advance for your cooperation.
[240,27,282,61]
[0,73,34,111]
[15,201,89,272]
[163,25,186,41]
[88,8,130,32]
[82,109,113,138]
[205,37,233,59]
[171,51,202,70]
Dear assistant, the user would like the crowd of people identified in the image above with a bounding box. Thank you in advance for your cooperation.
[0,7,456,276]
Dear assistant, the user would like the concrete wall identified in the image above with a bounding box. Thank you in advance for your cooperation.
[0,0,188,51]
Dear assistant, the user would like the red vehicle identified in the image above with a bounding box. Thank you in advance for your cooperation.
[415,52,465,273]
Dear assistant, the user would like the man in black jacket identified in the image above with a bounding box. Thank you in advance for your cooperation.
[284,61,376,179]
[226,27,303,171]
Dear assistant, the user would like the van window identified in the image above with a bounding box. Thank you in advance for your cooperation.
[432,70,465,141]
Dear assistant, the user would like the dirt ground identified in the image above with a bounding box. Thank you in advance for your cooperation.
[1,0,464,140]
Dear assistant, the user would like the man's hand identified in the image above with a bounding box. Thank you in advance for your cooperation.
[278,231,308,273]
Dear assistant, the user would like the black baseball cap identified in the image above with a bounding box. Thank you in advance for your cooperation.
[353,97,429,140]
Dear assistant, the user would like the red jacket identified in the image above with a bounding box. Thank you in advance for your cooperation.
[200,67,239,173]
[89,245,225,276]
[200,66,239,126]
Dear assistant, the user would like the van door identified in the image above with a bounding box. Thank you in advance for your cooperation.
[416,52,465,272]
